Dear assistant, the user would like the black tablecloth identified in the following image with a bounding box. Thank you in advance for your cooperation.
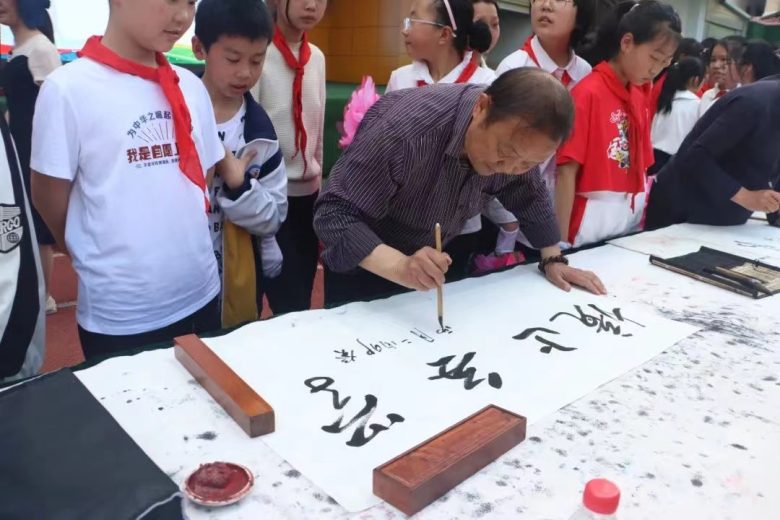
[0,369,183,520]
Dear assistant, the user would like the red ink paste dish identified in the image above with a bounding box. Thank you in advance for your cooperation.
[183,462,254,507]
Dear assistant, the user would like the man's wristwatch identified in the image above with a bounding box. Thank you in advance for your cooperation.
[538,254,569,274]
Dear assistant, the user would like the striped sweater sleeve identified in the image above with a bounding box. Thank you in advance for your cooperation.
[314,115,401,272]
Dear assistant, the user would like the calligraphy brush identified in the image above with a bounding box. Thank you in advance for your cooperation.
[435,223,444,330]
[710,266,772,295]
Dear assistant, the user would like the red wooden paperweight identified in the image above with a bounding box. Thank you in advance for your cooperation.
[174,334,274,438]
[373,405,526,516]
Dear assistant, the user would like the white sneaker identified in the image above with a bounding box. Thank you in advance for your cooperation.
[45,295,58,315]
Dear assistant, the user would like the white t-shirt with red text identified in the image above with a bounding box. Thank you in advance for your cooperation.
[31,57,224,335]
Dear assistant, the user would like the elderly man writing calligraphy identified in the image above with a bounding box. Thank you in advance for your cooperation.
[314,68,607,305]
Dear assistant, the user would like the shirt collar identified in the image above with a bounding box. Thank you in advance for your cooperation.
[674,90,700,101]
[445,85,484,159]
[413,51,476,85]
[530,35,577,76]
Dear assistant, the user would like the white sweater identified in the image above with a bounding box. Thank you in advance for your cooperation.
[252,40,326,197]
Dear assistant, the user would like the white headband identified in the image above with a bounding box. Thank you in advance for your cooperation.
[442,0,458,34]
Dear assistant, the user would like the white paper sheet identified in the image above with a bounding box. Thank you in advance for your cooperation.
[197,270,698,512]
[609,222,780,264]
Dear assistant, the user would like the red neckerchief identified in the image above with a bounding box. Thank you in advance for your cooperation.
[696,80,712,98]
[715,89,728,99]
[80,36,209,210]
[416,54,479,87]
[592,62,652,209]
[273,27,311,176]
[523,36,572,87]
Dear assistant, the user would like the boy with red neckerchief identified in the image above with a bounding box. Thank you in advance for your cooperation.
[30,0,225,359]
[251,0,326,314]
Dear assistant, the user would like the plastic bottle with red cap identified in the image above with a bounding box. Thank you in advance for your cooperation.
[568,479,621,520]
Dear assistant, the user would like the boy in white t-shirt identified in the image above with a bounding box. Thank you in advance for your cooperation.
[30,0,225,359]
[193,0,288,328]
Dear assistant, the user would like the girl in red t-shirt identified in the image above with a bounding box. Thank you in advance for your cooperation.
[555,0,681,248]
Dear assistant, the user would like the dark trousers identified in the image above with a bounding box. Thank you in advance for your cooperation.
[78,296,220,360]
[324,232,479,308]
[648,148,672,177]
[262,192,320,314]
[645,165,687,231]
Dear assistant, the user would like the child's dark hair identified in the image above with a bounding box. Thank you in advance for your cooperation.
[739,39,780,82]
[18,0,54,43]
[700,37,717,51]
[656,57,703,114]
[433,0,492,55]
[569,0,597,50]
[38,9,55,44]
[195,0,273,51]
[484,67,574,142]
[675,38,702,60]
[588,0,681,64]
[699,37,717,64]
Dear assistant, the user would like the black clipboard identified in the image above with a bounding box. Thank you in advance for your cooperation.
[649,246,780,299]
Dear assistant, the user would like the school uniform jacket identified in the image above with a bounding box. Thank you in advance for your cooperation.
[217,93,287,327]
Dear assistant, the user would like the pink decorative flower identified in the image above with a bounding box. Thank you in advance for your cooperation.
[339,76,381,149]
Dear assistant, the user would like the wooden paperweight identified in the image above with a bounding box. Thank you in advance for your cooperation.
[373,405,526,516]
[174,334,274,438]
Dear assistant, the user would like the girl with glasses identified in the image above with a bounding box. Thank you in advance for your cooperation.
[386,0,497,276]
[386,0,494,92]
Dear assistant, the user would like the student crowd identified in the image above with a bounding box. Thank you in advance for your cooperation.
[1,0,778,382]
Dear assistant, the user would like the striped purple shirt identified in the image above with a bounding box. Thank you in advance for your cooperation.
[315,84,561,273]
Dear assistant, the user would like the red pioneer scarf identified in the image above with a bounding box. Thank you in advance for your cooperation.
[80,36,209,210]
[273,27,311,176]
[696,80,712,98]
[586,62,653,208]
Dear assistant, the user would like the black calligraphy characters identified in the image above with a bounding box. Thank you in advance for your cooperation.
[427,352,502,390]
[304,377,405,447]
[514,305,646,354]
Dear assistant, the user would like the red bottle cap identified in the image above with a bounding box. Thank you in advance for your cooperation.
[583,478,620,515]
